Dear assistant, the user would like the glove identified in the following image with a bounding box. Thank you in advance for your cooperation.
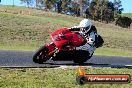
[86,37,94,45]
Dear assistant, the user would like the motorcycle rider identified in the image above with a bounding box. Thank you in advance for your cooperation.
[68,19,104,56]
[33,19,104,64]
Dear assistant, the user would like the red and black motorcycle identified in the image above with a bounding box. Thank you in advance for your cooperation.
[33,28,103,64]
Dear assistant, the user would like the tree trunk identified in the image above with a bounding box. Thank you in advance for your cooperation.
[79,0,83,16]
[36,0,38,8]
[27,2,29,8]
[12,0,14,7]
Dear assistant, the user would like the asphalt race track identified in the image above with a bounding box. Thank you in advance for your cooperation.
[0,50,132,68]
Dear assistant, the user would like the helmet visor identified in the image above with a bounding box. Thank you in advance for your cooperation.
[80,25,90,33]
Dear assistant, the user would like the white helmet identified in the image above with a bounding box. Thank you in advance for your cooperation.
[78,19,92,34]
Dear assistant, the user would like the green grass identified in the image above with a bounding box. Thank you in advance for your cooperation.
[122,13,132,18]
[95,48,132,57]
[0,6,132,57]
[0,68,132,88]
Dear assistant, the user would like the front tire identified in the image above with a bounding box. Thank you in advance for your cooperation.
[33,46,50,64]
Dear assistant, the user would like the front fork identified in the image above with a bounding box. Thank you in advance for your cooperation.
[44,42,59,59]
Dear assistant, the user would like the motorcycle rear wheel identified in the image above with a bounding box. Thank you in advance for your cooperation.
[73,50,92,64]
[33,46,50,64]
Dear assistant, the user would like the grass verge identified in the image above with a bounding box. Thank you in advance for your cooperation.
[0,68,132,88]
[95,48,132,57]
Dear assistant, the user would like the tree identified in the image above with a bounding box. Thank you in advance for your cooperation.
[79,0,89,17]
[20,0,33,8]
[114,0,123,18]
[71,0,80,16]
[44,0,56,11]
[56,0,62,13]
[88,0,98,20]
[88,0,115,23]
[79,0,83,16]
[36,0,45,10]
[61,0,70,12]
[13,0,14,6]
[35,0,56,10]
[115,16,131,28]
[35,0,39,8]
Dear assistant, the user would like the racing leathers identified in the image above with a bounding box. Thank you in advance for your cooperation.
[69,25,98,56]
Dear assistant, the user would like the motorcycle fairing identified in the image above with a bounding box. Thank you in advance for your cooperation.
[50,28,85,50]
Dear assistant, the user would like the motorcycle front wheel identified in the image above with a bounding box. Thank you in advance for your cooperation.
[33,46,51,64]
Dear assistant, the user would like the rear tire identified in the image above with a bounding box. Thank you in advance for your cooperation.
[33,46,50,64]
[73,50,92,64]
